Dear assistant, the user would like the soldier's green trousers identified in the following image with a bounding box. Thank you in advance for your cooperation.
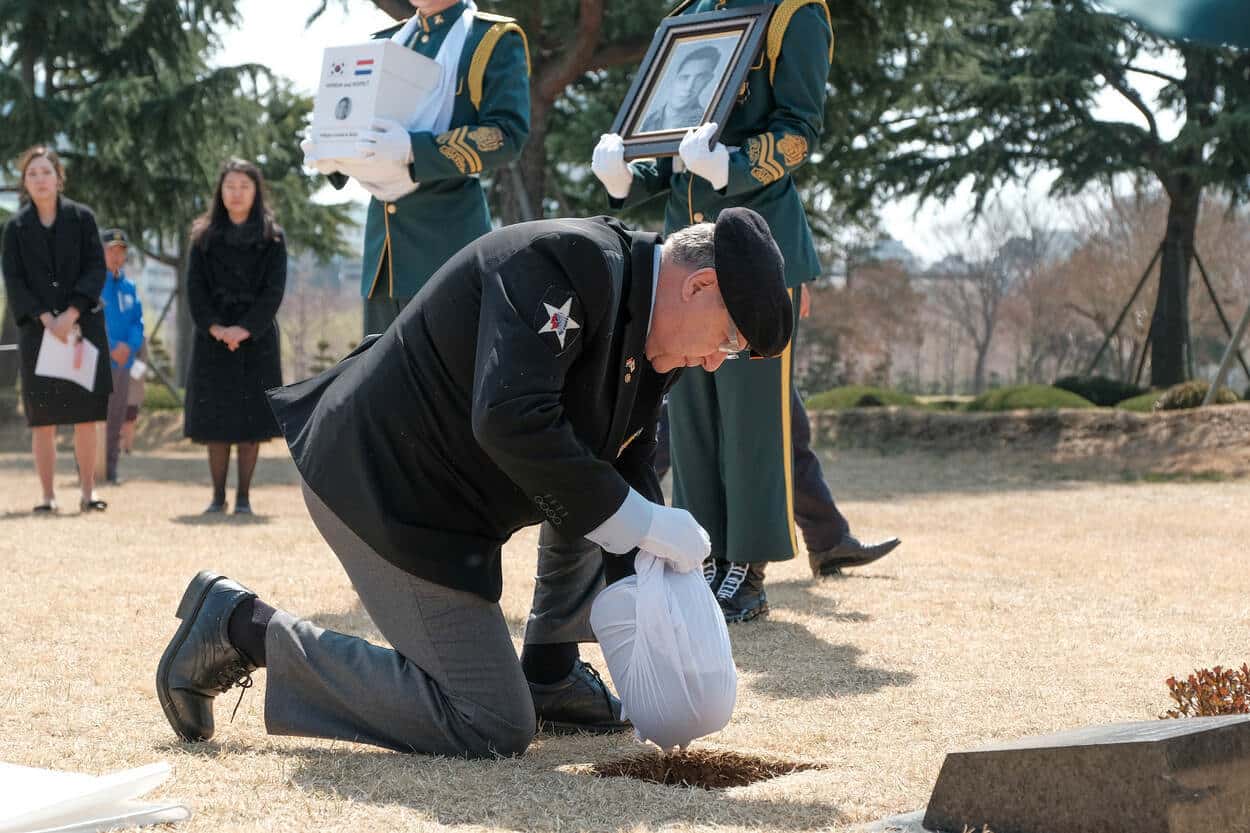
[669,291,799,564]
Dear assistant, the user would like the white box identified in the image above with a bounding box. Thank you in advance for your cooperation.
[310,40,442,159]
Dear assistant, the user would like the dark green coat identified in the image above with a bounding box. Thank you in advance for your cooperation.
[349,4,531,299]
[619,0,832,288]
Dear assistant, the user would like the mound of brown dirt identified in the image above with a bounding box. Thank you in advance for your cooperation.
[810,404,1250,477]
[591,749,819,789]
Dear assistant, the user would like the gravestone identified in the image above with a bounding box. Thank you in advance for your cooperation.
[923,715,1250,833]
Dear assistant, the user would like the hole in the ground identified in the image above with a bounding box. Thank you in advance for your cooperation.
[591,749,819,790]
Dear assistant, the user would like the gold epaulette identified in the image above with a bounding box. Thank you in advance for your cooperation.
[766,0,834,83]
[468,14,532,110]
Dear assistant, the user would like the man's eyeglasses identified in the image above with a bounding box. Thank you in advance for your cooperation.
[718,324,745,359]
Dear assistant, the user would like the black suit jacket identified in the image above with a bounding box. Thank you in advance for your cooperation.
[268,217,678,601]
[1,197,106,325]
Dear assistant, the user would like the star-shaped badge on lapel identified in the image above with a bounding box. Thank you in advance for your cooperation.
[537,297,581,349]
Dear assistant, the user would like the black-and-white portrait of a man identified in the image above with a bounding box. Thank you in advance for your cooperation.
[638,35,736,133]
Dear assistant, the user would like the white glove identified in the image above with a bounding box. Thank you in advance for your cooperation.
[591,133,634,200]
[678,122,730,191]
[638,504,711,574]
[300,137,340,176]
[356,119,414,164]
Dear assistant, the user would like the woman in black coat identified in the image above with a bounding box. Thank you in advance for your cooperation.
[184,158,286,515]
[1,146,112,513]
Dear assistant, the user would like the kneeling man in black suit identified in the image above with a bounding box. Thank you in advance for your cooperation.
[155,208,791,757]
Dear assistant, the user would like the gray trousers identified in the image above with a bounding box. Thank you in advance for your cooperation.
[263,483,536,756]
[105,366,130,480]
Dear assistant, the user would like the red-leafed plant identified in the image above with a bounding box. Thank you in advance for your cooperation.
[1164,665,1250,718]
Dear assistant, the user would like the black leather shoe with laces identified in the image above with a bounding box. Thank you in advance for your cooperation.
[702,557,728,592]
[156,571,257,742]
[808,535,901,577]
[716,561,769,624]
[530,660,631,735]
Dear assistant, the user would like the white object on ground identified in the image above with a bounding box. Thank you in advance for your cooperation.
[590,551,737,751]
[0,761,189,833]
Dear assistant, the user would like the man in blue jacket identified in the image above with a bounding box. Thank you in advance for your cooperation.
[100,229,144,485]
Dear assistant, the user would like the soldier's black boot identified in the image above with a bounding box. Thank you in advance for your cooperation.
[716,561,769,624]
[702,557,728,592]
[530,660,631,735]
[808,535,901,577]
[156,571,258,742]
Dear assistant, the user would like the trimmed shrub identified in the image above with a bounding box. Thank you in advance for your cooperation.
[1116,391,1161,412]
[1054,375,1145,407]
[1154,381,1239,411]
[805,385,918,411]
[965,385,1095,412]
[1164,665,1250,718]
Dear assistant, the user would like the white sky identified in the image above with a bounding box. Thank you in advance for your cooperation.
[216,0,1184,264]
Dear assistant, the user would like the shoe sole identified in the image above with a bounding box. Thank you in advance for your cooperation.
[814,540,901,575]
[536,717,632,736]
[155,570,225,742]
[724,603,770,624]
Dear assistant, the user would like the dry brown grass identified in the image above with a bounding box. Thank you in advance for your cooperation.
[1,442,1248,831]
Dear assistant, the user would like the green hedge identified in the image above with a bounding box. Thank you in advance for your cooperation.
[804,385,919,411]
[965,385,1096,412]
[1116,391,1160,412]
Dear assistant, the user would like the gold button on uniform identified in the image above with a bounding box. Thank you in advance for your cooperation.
[433,14,444,24]
[693,212,705,223]
[386,204,397,215]
[421,34,430,43]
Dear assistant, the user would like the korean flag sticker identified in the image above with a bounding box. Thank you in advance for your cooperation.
[534,287,583,354]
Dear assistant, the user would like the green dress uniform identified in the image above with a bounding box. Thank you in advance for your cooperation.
[616,0,833,565]
[350,3,531,334]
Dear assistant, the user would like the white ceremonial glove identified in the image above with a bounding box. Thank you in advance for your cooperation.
[638,504,712,574]
[678,122,730,191]
[356,118,414,164]
[592,133,634,200]
[300,136,340,176]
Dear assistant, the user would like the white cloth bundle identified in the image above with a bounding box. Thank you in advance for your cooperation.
[590,551,738,751]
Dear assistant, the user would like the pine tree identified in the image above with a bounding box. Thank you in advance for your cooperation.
[842,0,1250,386]
[0,0,354,386]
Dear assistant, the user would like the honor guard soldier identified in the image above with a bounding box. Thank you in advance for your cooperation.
[155,209,793,758]
[303,0,531,335]
[591,0,898,624]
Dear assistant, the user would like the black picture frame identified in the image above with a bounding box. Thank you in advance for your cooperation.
[610,5,773,160]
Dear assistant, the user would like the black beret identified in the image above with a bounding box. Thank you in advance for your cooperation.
[100,228,129,247]
[713,207,792,358]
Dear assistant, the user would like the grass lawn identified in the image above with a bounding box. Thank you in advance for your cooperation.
[1,444,1247,831]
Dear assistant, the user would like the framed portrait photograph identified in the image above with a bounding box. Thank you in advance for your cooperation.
[610,5,773,160]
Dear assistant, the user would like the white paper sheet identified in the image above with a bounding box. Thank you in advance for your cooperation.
[128,359,147,381]
[33,329,98,392]
[0,762,189,833]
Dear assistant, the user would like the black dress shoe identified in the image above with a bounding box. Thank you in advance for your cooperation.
[530,660,631,735]
[808,535,901,577]
[156,571,257,742]
[716,562,769,624]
